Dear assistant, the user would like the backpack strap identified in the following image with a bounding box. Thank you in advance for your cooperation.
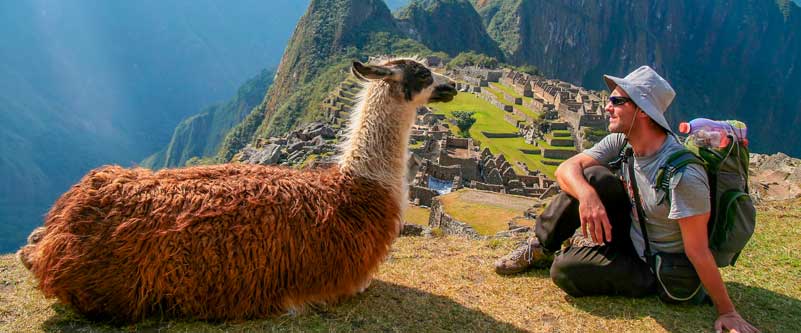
[654,149,706,207]
[624,147,654,265]
[607,138,629,173]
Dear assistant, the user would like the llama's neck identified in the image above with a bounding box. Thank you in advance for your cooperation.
[338,81,416,193]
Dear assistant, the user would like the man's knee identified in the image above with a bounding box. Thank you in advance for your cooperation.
[583,165,627,205]
[583,165,618,188]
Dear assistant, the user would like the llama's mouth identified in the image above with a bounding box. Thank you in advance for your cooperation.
[429,83,457,103]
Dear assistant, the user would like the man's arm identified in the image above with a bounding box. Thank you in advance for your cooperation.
[555,153,611,244]
[678,213,759,333]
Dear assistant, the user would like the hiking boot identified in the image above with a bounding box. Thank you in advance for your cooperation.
[494,237,554,275]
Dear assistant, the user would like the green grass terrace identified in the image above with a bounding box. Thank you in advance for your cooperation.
[428,92,561,178]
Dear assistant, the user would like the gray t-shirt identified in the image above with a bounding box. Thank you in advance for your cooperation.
[582,133,710,258]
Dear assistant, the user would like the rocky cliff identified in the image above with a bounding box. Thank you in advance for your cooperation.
[143,69,274,169]
[475,0,801,156]
[395,0,505,59]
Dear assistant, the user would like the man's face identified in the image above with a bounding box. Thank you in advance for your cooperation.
[605,87,637,133]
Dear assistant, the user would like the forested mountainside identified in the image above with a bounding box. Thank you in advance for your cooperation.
[0,1,306,252]
[142,69,275,169]
[395,0,504,59]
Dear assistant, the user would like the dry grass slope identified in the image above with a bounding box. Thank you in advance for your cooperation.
[2,199,800,332]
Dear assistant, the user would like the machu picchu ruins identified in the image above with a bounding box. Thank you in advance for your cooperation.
[234,62,610,238]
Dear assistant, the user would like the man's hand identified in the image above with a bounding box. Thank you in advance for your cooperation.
[578,191,612,244]
[714,311,759,333]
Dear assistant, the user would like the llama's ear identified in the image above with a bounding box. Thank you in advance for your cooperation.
[352,61,394,81]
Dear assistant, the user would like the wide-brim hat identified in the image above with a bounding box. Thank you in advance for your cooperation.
[604,66,676,134]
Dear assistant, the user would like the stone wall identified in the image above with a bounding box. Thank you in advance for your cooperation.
[429,198,482,239]
[542,148,577,159]
[471,181,506,193]
[446,137,470,149]
[409,185,438,207]
[428,162,462,181]
[482,131,521,138]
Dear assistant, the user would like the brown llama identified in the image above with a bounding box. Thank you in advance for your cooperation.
[17,57,457,323]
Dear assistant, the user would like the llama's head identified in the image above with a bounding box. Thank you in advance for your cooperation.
[351,58,457,106]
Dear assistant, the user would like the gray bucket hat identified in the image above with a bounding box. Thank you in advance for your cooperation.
[604,66,676,133]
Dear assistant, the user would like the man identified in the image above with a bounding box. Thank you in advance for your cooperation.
[494,66,758,333]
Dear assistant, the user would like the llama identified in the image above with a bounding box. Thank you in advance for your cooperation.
[17,57,457,322]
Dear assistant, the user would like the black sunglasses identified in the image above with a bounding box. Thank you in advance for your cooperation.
[609,96,633,106]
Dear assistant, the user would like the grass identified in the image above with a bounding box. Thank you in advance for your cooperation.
[409,140,426,149]
[481,84,539,122]
[551,129,572,137]
[536,138,576,151]
[483,86,512,106]
[403,206,431,225]
[437,189,537,236]
[429,93,559,177]
[2,199,799,332]
[490,82,533,106]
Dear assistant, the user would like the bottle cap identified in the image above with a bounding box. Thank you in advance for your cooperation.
[720,135,731,148]
[678,122,691,134]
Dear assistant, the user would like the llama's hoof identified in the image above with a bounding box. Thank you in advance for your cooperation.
[357,279,372,294]
[27,227,46,244]
[17,246,34,270]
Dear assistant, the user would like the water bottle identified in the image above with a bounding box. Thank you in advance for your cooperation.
[678,118,748,148]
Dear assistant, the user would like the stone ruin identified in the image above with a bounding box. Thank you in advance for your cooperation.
[234,121,339,167]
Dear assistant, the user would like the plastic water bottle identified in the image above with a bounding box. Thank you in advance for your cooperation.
[678,118,748,148]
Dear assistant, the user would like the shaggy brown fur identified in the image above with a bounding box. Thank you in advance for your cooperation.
[18,58,455,323]
[19,164,398,322]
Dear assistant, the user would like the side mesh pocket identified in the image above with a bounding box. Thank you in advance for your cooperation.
[712,190,756,266]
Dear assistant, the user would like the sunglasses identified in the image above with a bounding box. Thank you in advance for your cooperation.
[609,96,633,106]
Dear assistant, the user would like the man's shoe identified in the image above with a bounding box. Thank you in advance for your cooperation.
[494,237,554,275]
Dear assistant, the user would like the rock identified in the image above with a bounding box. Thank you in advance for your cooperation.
[749,152,801,202]
[400,224,425,237]
[484,159,497,171]
[494,154,506,165]
[481,147,492,160]
[237,143,283,165]
[287,141,305,154]
[502,166,517,184]
[254,144,283,165]
[308,135,325,147]
[320,126,336,139]
[524,205,541,219]
[486,168,504,185]
[287,150,306,163]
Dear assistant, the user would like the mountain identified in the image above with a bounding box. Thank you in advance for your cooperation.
[0,1,307,252]
[475,0,801,156]
[142,69,275,169]
[394,0,504,59]
[215,0,432,160]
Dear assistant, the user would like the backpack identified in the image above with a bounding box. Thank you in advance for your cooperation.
[653,134,756,267]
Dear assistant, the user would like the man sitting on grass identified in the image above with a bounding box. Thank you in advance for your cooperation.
[494,66,758,333]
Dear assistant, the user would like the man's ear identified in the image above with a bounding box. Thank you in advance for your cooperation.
[352,61,394,81]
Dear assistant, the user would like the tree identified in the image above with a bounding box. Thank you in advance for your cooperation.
[447,51,499,69]
[453,111,477,137]
[512,64,541,76]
